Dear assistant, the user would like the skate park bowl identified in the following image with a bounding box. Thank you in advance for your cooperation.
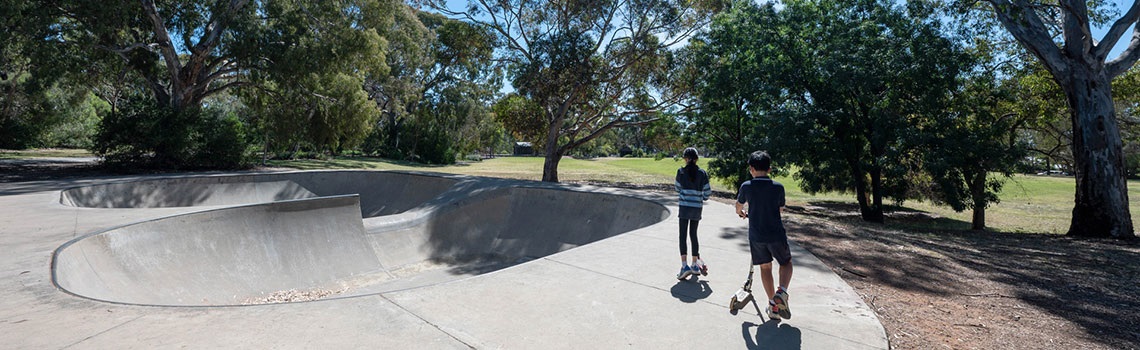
[59,171,461,217]
[52,171,670,306]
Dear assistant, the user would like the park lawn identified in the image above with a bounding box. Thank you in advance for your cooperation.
[0,148,93,159]
[9,151,1131,234]
[902,174,1140,234]
[274,155,1140,234]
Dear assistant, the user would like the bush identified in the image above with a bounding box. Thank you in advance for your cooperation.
[413,125,458,165]
[92,96,252,170]
[191,111,252,169]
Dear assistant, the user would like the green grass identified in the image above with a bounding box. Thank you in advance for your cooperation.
[274,155,1136,235]
[904,175,1140,234]
[16,150,1132,235]
[0,148,93,159]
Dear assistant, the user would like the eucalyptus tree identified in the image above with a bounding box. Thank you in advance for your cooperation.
[431,0,720,182]
[17,0,394,164]
[966,0,1140,238]
[365,8,500,163]
[1111,66,1140,178]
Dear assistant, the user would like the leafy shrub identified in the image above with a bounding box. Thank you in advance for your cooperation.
[92,96,252,170]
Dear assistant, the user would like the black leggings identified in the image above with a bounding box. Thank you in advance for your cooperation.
[679,219,700,257]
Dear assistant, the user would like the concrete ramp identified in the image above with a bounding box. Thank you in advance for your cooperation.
[58,171,460,218]
[365,187,669,270]
[51,172,670,306]
[53,195,379,306]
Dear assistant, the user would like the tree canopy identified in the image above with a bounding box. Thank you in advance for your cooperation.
[433,0,721,182]
[688,0,969,223]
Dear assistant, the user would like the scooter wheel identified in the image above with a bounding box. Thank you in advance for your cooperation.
[729,296,740,314]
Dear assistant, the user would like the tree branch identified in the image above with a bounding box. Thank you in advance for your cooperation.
[194,0,250,56]
[564,115,659,151]
[1058,0,1093,61]
[198,81,248,101]
[1096,0,1140,60]
[1106,23,1140,77]
[986,0,1069,76]
[140,0,185,106]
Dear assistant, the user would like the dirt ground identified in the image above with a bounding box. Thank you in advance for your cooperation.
[777,202,1140,350]
[5,162,1139,349]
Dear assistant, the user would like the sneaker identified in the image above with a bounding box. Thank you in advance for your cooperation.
[773,289,791,319]
[766,303,782,321]
[693,259,708,276]
[676,265,693,280]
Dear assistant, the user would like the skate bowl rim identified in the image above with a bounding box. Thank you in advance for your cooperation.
[50,170,671,307]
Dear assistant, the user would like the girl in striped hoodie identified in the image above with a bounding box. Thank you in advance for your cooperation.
[675,147,712,280]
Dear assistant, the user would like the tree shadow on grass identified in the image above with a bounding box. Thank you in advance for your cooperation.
[793,200,974,231]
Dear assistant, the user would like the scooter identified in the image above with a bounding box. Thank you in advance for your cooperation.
[728,264,755,315]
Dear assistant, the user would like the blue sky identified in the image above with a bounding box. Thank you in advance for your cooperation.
[1091,0,1135,59]
[432,0,1139,94]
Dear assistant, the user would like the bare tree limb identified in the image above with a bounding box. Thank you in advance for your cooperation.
[1095,0,1140,60]
[1106,24,1140,77]
[563,114,659,151]
[986,0,1069,76]
[140,0,184,106]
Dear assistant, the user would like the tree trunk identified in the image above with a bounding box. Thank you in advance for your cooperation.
[867,168,884,223]
[541,113,564,182]
[1061,70,1135,238]
[970,171,987,231]
[852,171,883,223]
[542,150,563,182]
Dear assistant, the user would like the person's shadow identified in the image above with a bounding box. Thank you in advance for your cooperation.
[742,320,802,350]
[669,278,712,303]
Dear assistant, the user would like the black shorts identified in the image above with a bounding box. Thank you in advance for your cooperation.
[750,240,792,266]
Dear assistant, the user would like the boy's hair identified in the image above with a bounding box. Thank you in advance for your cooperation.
[748,151,771,171]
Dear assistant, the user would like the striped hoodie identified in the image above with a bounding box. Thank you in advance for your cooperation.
[675,166,712,208]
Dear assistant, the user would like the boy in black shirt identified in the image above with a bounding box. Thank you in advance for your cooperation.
[735,151,793,320]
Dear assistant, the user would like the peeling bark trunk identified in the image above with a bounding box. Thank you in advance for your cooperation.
[985,0,1137,238]
[1060,69,1134,238]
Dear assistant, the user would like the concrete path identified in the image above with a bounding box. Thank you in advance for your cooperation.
[0,170,887,349]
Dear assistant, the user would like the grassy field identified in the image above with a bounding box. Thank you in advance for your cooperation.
[6,149,1134,235]
[0,149,93,159]
[273,155,1140,234]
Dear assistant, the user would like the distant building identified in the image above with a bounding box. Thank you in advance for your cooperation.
[513,142,535,156]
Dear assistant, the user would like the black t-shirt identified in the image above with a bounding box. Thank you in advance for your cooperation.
[737,176,786,243]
